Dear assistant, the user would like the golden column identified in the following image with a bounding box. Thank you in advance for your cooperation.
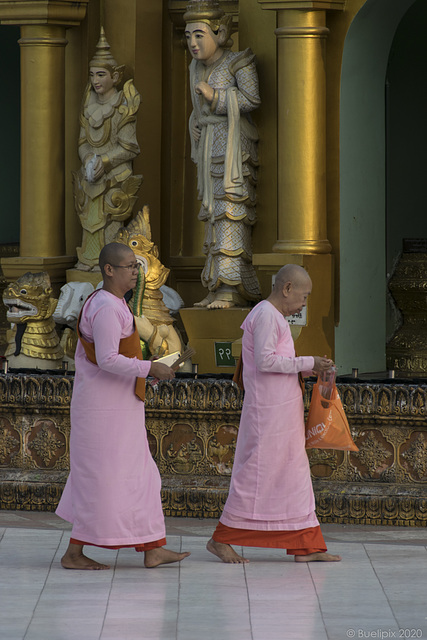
[275,11,330,253]
[255,1,344,357]
[0,0,88,289]
[20,24,67,257]
[258,1,340,253]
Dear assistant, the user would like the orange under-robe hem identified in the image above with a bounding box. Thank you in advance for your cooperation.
[70,537,166,553]
[212,523,326,556]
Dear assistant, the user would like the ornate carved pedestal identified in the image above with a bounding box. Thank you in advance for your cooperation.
[387,245,427,376]
[0,373,426,526]
[179,307,251,374]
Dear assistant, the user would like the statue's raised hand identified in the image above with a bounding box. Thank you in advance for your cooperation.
[195,81,214,103]
[92,156,105,181]
[85,155,105,183]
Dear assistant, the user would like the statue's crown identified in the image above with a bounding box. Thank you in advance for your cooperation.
[184,0,224,32]
[89,27,118,70]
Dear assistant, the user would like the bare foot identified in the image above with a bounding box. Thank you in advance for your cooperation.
[74,261,91,272]
[61,543,110,570]
[207,298,234,309]
[144,547,191,568]
[206,538,249,564]
[194,293,214,308]
[294,552,342,563]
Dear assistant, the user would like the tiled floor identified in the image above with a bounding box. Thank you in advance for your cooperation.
[0,511,426,640]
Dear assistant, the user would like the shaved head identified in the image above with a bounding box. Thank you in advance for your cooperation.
[268,264,312,316]
[274,264,311,291]
[99,243,133,276]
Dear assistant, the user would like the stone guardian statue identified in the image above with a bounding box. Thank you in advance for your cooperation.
[184,0,262,309]
[73,28,142,272]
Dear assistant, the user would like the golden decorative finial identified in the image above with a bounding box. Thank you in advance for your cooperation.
[125,205,153,243]
[184,0,230,37]
[89,27,118,72]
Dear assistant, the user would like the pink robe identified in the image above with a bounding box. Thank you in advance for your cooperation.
[56,290,166,546]
[220,300,319,531]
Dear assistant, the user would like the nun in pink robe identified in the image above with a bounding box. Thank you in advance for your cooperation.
[56,289,166,550]
[212,299,327,554]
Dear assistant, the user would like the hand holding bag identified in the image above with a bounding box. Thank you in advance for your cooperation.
[305,380,358,451]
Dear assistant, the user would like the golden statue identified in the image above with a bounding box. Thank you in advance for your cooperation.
[184,0,261,309]
[115,206,183,357]
[2,272,63,370]
[73,28,142,272]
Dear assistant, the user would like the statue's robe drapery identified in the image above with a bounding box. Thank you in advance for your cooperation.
[213,300,327,554]
[189,49,261,305]
[56,290,166,549]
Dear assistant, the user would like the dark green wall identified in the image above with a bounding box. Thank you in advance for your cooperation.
[0,26,20,244]
[336,0,417,375]
[386,0,427,276]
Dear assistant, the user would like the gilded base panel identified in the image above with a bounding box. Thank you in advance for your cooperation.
[160,476,229,518]
[0,373,426,527]
[313,482,427,527]
[179,307,251,374]
[0,478,68,511]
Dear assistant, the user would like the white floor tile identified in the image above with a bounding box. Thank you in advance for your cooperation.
[2,521,427,640]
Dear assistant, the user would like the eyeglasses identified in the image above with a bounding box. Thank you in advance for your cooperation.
[110,262,141,272]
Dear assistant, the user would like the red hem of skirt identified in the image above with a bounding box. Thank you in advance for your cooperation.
[70,537,166,552]
[212,523,327,555]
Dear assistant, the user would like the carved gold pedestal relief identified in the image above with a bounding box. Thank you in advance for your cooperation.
[0,373,72,510]
[308,382,427,526]
[387,243,427,376]
[0,372,426,526]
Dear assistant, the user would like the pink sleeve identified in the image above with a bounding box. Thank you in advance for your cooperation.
[91,306,151,378]
[252,308,314,374]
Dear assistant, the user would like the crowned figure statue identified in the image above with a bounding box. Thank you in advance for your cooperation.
[73,28,142,271]
[184,0,262,309]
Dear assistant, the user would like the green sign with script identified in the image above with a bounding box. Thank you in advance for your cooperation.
[214,342,235,367]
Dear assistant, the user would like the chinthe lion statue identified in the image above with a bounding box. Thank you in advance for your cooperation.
[115,206,183,358]
[2,272,63,369]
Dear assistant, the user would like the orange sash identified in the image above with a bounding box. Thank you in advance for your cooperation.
[232,353,244,390]
[76,292,146,402]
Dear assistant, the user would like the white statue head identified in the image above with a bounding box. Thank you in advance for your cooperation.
[184,0,232,63]
[53,282,94,329]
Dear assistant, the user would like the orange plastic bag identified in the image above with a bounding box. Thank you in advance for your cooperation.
[305,381,358,451]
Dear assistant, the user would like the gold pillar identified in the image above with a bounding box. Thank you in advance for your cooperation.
[258,1,338,254]
[257,0,345,256]
[274,10,330,253]
[0,0,88,290]
[20,25,66,257]
[255,1,344,358]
